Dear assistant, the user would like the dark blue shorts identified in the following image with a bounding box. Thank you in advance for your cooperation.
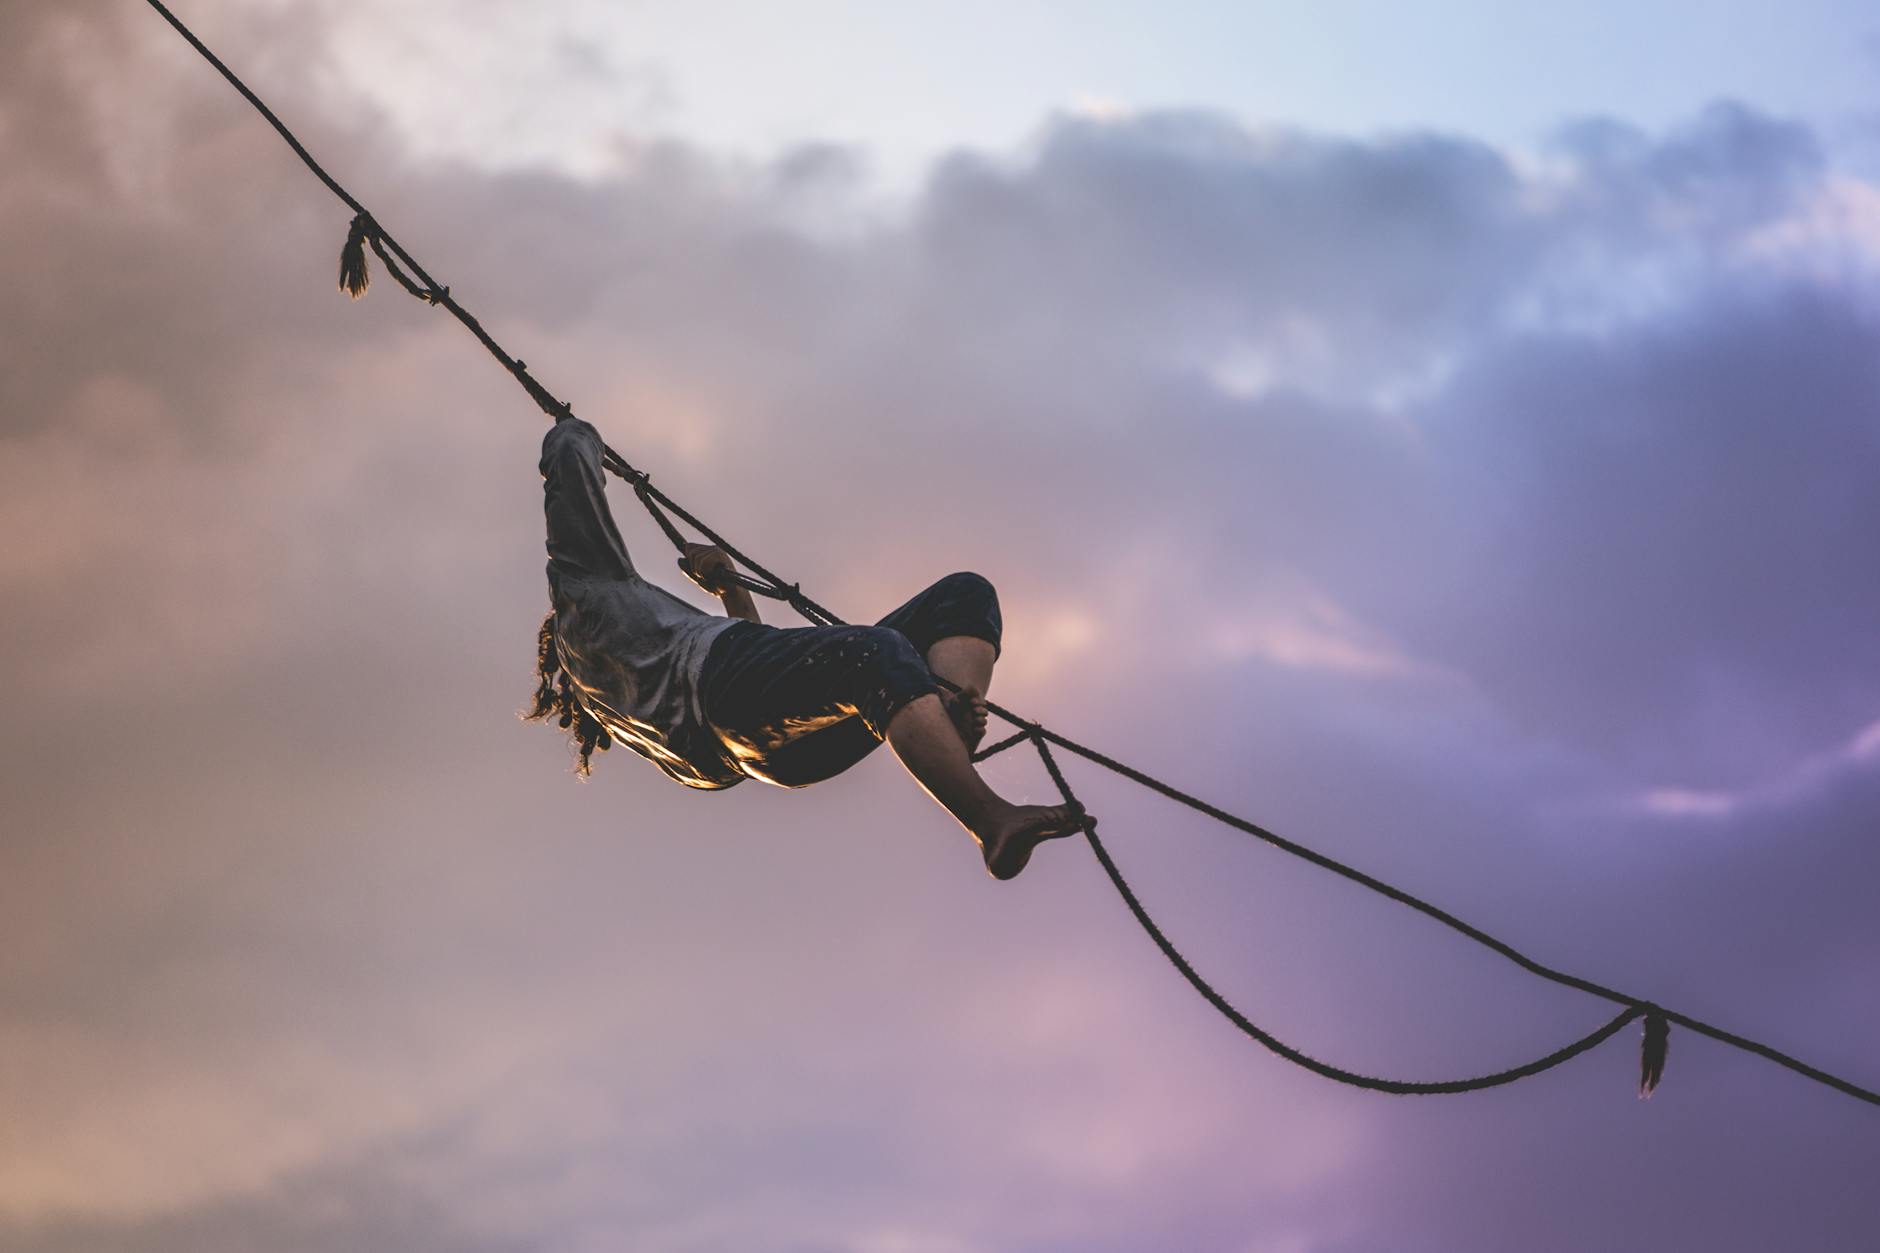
[698,572,1002,787]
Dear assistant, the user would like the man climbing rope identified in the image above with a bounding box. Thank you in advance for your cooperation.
[525,415,1089,880]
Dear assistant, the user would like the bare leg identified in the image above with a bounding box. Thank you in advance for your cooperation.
[886,693,1087,880]
[927,636,994,695]
[927,636,993,751]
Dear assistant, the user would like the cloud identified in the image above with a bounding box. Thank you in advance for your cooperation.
[3,3,1878,1251]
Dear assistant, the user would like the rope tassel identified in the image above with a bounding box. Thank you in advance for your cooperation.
[338,212,371,298]
[1639,1008,1670,1098]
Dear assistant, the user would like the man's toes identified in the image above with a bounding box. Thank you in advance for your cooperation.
[943,688,989,750]
[984,805,1090,880]
[1048,803,1088,836]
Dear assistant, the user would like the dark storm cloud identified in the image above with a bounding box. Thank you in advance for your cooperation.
[3,2,1877,1251]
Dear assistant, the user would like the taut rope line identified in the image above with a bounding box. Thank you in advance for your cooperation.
[141,0,1879,1107]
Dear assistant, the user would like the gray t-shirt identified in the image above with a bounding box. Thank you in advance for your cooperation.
[549,565,743,789]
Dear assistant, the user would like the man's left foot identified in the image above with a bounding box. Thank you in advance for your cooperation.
[942,685,989,753]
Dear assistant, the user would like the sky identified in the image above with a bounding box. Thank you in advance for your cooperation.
[3,2,1879,1251]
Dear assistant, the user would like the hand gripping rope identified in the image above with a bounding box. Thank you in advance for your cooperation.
[142,0,1879,1107]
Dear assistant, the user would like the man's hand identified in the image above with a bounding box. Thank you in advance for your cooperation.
[680,542,762,624]
[678,543,738,597]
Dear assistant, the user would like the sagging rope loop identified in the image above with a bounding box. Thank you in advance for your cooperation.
[1023,731,1662,1094]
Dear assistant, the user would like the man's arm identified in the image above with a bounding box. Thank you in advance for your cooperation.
[679,543,761,624]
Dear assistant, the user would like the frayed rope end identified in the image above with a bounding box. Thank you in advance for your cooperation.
[338,212,371,299]
[1638,1007,1670,1099]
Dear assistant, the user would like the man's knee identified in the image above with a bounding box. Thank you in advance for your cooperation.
[937,571,998,606]
[935,572,1002,651]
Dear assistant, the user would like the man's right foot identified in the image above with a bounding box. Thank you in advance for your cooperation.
[976,801,1089,880]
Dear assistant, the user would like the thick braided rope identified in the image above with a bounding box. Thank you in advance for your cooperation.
[141,0,1880,1107]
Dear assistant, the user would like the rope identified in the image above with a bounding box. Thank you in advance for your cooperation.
[141,0,1879,1107]
[1030,733,1650,1093]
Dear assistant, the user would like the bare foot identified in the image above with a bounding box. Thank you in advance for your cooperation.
[975,801,1090,880]
[941,685,989,753]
